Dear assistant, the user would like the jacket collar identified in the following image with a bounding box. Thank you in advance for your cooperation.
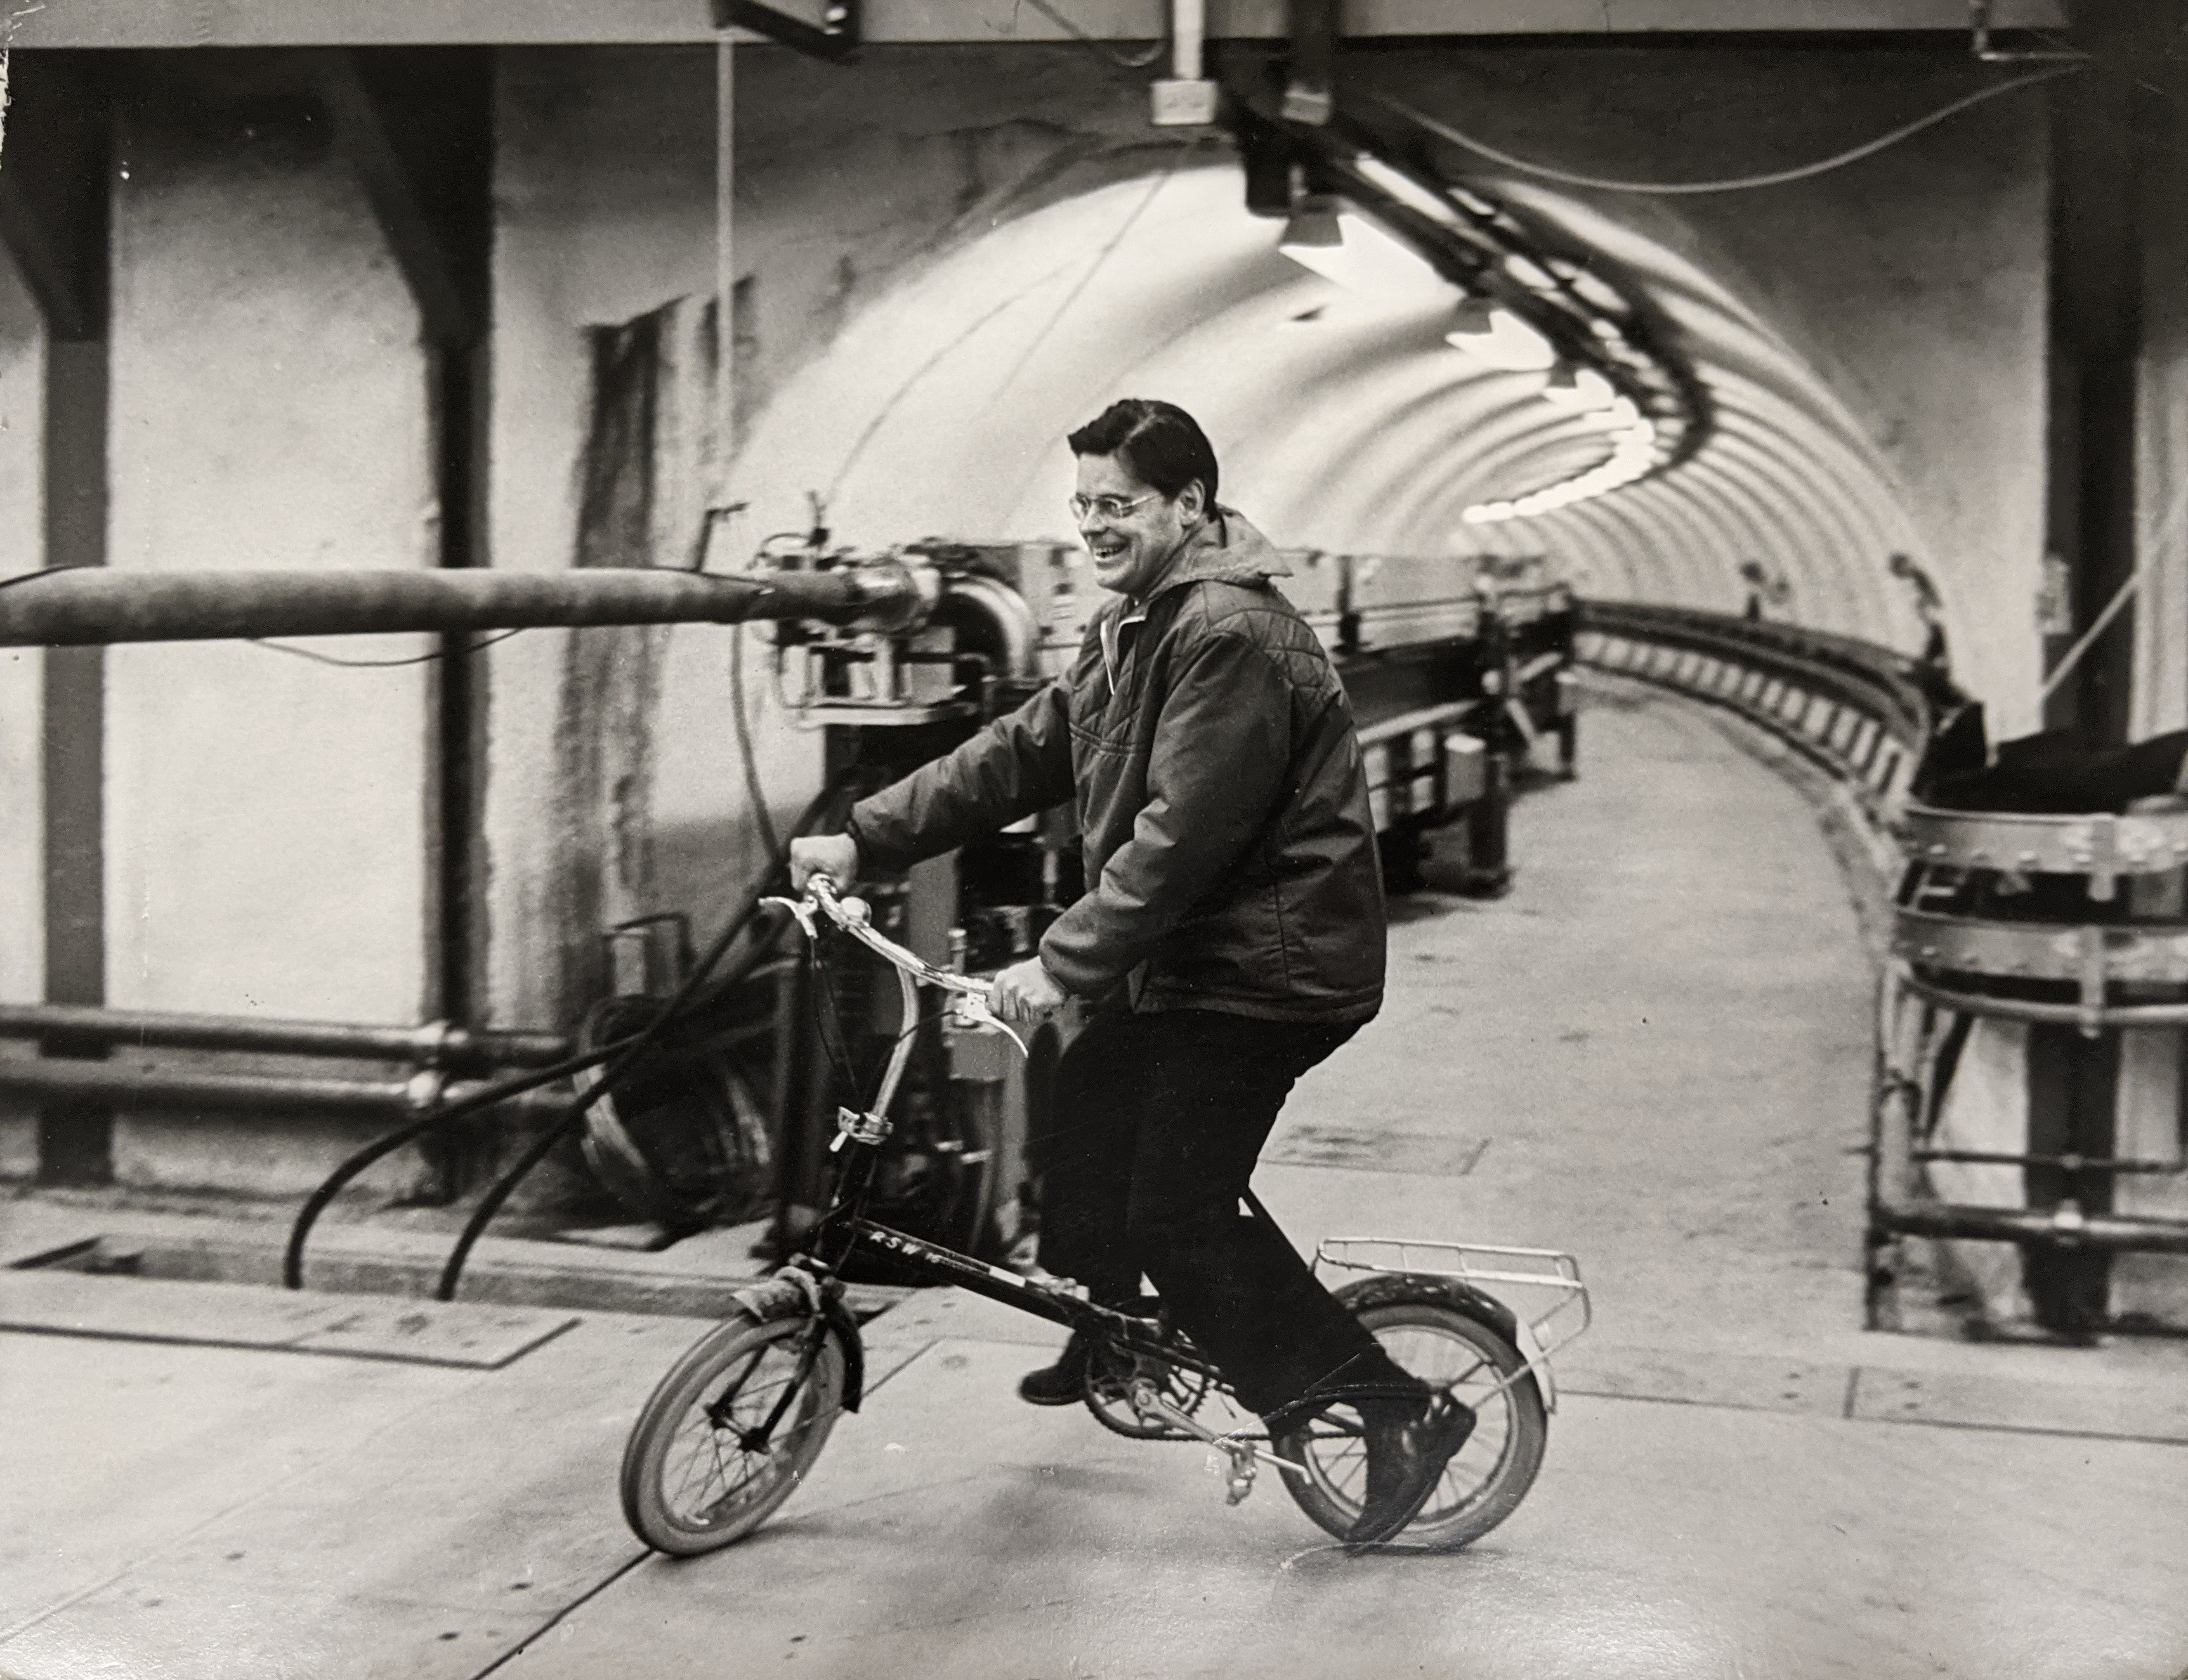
[1119,507,1290,617]
[1097,508,1288,693]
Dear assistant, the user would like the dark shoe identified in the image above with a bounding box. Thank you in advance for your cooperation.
[1018,1332,1091,1406]
[1020,1296,1162,1407]
[1344,1392,1476,1548]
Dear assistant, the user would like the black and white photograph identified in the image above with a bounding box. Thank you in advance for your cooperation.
[1,2,2184,1675]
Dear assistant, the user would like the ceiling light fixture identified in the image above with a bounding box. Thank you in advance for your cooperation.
[1349,155,1462,228]
[1444,298,1557,372]
[1540,365,1617,412]
[1279,199,1454,304]
[1460,413,1664,524]
[1278,193,1343,251]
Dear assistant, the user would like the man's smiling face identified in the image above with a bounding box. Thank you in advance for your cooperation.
[1074,452,1201,599]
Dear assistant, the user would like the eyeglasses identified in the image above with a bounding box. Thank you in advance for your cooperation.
[1069,492,1160,523]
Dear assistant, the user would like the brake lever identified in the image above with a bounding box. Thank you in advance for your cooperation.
[949,991,1029,1058]
[760,895,821,942]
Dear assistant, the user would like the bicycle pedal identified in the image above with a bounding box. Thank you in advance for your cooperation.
[1205,1450,1256,1504]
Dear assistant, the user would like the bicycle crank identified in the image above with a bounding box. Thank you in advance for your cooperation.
[1126,1379,1314,1505]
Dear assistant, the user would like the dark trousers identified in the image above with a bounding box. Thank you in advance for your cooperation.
[1035,1008,1422,1426]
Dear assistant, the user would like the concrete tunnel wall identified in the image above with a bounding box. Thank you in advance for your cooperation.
[0,41,2062,1196]
[0,100,441,1190]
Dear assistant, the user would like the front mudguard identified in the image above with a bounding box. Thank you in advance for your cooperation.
[1330,1271,1555,1413]
[728,1272,868,1414]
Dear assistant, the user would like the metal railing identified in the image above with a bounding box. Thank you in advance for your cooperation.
[1576,600,1960,816]
[1576,599,2188,1305]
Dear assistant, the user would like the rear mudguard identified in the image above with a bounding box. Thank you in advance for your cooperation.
[728,1273,867,1414]
[1329,1272,1555,1414]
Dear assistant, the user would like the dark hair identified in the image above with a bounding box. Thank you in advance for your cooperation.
[1067,399,1219,509]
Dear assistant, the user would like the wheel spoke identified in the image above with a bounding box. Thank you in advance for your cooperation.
[1324,1442,1368,1501]
[669,1418,718,1494]
[1285,1310,1543,1544]
[669,1417,744,1518]
[623,1315,851,1554]
[704,1431,743,1514]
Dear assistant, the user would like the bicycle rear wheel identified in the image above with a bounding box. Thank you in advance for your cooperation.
[620,1309,847,1555]
[1274,1295,1547,1549]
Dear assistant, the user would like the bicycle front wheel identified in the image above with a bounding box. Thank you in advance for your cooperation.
[619,1309,848,1556]
[1275,1296,1548,1549]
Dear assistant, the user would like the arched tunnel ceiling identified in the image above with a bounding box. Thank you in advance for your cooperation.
[735,160,1934,653]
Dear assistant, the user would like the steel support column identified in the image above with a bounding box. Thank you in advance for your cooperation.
[310,47,496,1036]
[1,53,115,1185]
[2044,10,2152,743]
[2032,0,2188,1331]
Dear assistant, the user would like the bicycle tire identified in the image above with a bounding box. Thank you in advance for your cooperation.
[1274,1294,1548,1549]
[619,1308,848,1555]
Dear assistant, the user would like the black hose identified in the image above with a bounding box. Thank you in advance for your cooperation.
[429,777,850,1301]
[280,1036,634,1289]
[285,776,846,1294]
[431,1110,586,1301]
[430,901,794,1300]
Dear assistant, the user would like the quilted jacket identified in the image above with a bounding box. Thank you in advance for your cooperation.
[846,508,1386,1024]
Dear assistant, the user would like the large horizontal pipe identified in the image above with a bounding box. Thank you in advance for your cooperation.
[0,1057,572,1121]
[0,564,932,647]
[0,1003,571,1068]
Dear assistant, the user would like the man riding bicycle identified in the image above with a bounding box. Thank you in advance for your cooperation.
[789,398,1472,1545]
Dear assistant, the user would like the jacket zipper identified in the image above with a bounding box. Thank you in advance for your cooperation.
[1101,602,1150,698]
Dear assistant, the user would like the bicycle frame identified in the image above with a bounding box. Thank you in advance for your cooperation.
[820,1202,1221,1385]
[747,876,1595,1501]
[630,876,1588,1546]
[752,877,1280,1476]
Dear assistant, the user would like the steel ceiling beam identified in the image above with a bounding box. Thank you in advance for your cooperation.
[3,0,2064,48]
[301,49,490,348]
[0,56,108,340]
[1223,86,1708,493]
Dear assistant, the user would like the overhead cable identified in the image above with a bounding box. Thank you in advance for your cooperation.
[825,266,1084,502]
[247,628,525,668]
[2038,476,2188,705]
[0,565,91,593]
[1381,67,2078,197]
[1014,0,1166,70]
[993,150,1182,395]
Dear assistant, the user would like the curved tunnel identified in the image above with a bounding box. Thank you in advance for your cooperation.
[728,160,1935,651]
[657,150,1979,873]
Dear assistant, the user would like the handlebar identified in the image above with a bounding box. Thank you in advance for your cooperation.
[763,876,1025,1121]
[794,875,994,1000]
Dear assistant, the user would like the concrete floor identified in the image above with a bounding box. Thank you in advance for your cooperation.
[5,684,2187,1680]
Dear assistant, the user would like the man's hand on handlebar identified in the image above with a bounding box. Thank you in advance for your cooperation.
[992,956,1069,1023]
[789,833,860,895]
